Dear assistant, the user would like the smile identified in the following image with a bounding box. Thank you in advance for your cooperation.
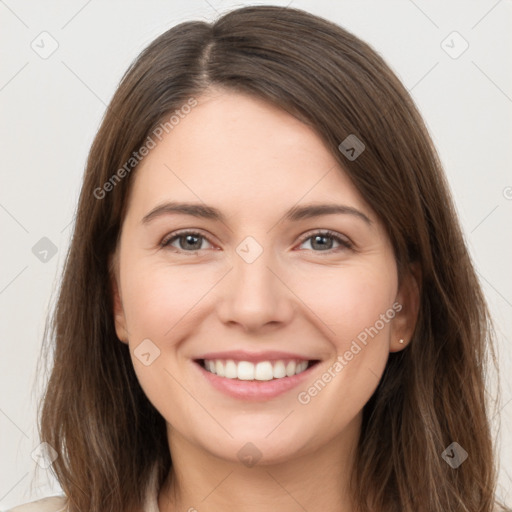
[194,355,321,400]
[201,358,313,381]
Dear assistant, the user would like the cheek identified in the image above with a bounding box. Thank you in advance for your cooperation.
[120,258,215,340]
[119,260,204,421]
[293,261,397,346]
[292,265,397,425]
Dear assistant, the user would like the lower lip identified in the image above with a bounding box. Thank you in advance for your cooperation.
[194,361,319,401]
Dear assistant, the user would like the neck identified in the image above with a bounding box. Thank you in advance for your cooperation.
[158,414,361,512]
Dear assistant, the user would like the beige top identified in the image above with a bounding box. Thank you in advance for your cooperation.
[6,465,160,512]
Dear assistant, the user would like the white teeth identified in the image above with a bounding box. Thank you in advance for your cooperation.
[237,361,255,380]
[272,360,286,378]
[254,361,273,381]
[202,359,311,380]
[224,359,238,379]
[286,361,296,377]
[296,361,308,374]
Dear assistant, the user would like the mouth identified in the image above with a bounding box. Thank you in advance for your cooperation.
[192,353,322,400]
[192,350,323,400]
[195,358,320,381]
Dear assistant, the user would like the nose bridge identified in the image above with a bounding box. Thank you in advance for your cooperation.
[233,240,281,308]
[217,235,294,330]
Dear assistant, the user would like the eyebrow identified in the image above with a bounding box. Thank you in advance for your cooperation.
[141,201,372,226]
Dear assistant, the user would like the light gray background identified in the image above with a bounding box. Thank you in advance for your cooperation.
[1,0,511,509]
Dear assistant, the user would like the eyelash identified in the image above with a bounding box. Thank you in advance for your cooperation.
[160,229,353,254]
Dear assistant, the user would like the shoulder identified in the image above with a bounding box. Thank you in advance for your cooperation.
[6,496,68,512]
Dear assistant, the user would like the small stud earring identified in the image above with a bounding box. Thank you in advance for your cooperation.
[399,338,405,344]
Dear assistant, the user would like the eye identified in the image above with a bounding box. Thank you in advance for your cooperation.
[160,230,215,252]
[297,230,353,252]
[160,229,353,254]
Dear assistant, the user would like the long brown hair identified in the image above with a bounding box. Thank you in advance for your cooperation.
[38,5,507,511]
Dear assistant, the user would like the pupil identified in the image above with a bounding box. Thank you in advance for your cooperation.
[312,235,332,250]
[182,234,201,250]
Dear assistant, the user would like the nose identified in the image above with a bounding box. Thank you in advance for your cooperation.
[216,245,296,333]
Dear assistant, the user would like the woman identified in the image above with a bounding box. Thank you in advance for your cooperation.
[10,5,509,512]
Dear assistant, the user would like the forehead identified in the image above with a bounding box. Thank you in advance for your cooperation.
[127,89,372,224]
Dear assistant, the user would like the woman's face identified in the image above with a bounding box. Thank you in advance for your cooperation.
[111,88,418,465]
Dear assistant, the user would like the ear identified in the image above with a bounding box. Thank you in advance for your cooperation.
[389,262,421,353]
[109,251,129,345]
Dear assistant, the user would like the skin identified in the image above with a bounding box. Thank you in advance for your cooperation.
[111,88,420,512]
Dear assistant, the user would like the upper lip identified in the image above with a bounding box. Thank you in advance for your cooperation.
[195,350,318,363]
